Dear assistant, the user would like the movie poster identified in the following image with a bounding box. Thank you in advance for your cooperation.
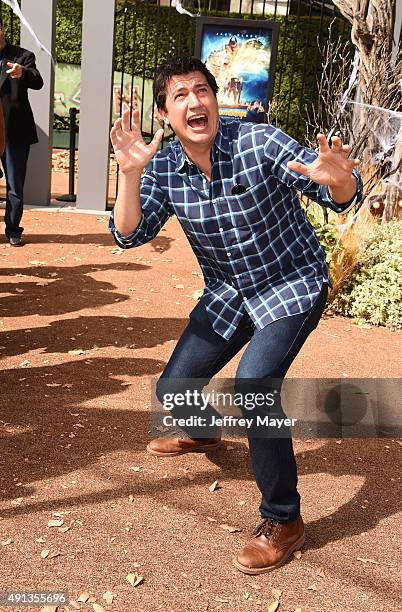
[196,18,279,118]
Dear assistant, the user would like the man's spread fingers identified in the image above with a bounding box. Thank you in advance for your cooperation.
[150,129,164,150]
[317,133,330,152]
[131,108,141,130]
[121,110,131,133]
[330,136,342,152]
[287,160,310,176]
[341,144,352,158]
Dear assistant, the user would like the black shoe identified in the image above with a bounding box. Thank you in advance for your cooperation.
[9,236,23,246]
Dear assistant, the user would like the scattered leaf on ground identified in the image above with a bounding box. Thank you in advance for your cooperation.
[219,524,242,533]
[215,597,229,603]
[316,567,325,578]
[1,538,12,546]
[40,606,57,612]
[293,550,302,559]
[129,495,134,503]
[267,601,280,612]
[207,516,217,522]
[49,551,62,559]
[93,604,105,612]
[307,583,317,591]
[48,519,64,527]
[246,582,261,590]
[68,349,85,356]
[192,289,203,300]
[243,591,252,599]
[69,601,80,610]
[126,573,144,587]
[41,550,50,558]
[174,284,185,289]
[77,593,91,603]
[209,480,219,492]
[357,557,378,564]
[272,588,283,599]
[102,591,114,604]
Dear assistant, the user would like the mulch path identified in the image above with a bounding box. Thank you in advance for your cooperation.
[0,209,400,612]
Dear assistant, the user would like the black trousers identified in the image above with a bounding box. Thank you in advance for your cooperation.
[2,142,30,239]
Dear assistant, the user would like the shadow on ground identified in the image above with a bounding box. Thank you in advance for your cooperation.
[0,262,150,317]
[0,315,188,357]
[22,233,175,253]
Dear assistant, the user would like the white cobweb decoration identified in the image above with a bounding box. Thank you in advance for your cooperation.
[347,99,402,166]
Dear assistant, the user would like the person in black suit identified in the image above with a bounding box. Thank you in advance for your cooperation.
[0,17,43,246]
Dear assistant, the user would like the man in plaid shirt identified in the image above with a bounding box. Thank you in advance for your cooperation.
[109,56,362,575]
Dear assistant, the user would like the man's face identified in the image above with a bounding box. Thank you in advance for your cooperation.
[159,71,219,153]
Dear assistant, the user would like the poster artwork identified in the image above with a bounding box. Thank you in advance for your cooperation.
[197,20,278,119]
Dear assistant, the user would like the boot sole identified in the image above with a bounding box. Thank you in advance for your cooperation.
[146,441,222,457]
[232,532,306,575]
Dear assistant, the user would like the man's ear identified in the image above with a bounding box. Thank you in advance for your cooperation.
[158,108,169,125]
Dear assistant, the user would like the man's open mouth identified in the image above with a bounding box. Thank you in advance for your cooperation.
[187,114,208,129]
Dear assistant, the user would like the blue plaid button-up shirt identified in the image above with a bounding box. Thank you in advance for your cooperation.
[109,118,362,340]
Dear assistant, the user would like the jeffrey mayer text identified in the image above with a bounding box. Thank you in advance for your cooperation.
[163,415,297,429]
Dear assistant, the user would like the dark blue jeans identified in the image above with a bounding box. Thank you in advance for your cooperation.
[1,143,30,239]
[157,284,328,523]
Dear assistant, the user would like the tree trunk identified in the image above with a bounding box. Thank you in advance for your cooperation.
[382,135,402,222]
[332,0,400,105]
[332,0,401,221]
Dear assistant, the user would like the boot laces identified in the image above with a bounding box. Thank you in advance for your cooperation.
[253,518,278,539]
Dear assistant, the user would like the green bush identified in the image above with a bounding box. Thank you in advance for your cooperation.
[55,0,83,65]
[306,210,340,264]
[331,222,402,328]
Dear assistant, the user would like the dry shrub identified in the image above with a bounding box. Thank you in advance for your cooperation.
[328,207,376,304]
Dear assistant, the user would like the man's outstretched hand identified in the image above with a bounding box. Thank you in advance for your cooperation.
[287,133,360,188]
[110,108,164,176]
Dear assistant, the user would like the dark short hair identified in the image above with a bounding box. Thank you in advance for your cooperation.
[153,56,218,112]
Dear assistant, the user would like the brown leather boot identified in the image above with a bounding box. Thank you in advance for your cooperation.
[146,435,221,457]
[233,516,305,575]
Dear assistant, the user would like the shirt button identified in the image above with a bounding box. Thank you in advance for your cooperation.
[227,252,232,257]
[219,227,224,232]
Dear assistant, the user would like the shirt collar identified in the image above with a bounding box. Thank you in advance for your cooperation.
[175,119,231,172]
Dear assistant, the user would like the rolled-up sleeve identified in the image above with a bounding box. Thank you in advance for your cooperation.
[109,171,173,249]
[262,127,363,213]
